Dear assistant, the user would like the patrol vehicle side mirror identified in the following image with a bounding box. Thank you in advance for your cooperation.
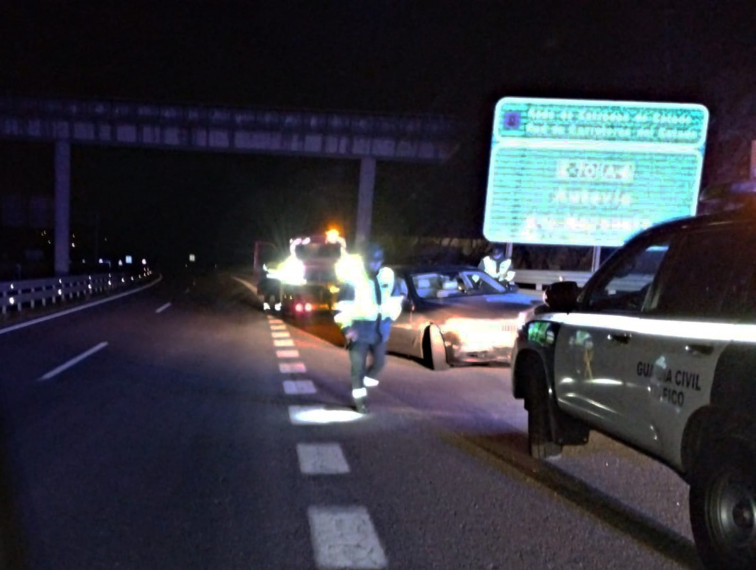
[544,281,579,312]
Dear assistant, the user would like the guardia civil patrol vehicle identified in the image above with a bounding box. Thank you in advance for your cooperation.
[511,181,756,569]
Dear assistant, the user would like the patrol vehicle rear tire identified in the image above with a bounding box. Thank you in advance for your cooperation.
[423,325,449,371]
[526,368,562,459]
[690,438,756,569]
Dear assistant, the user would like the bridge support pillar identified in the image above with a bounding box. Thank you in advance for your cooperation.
[355,156,376,251]
[54,141,71,276]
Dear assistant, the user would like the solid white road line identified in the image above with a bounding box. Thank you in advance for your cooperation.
[276,349,300,358]
[297,443,350,475]
[39,341,109,381]
[280,362,307,374]
[274,339,295,347]
[231,276,257,294]
[0,276,162,336]
[308,506,387,569]
[155,302,172,314]
[283,379,317,395]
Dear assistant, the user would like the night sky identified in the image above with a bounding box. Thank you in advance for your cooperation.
[0,2,754,267]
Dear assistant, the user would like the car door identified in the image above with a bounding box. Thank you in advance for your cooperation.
[637,228,750,465]
[554,234,674,449]
[386,274,418,356]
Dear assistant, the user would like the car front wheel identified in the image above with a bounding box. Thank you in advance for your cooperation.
[690,437,756,569]
[423,325,449,371]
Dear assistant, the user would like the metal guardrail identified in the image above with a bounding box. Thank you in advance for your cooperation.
[514,269,593,291]
[0,271,152,315]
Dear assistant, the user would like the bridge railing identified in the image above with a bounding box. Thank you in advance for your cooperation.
[0,271,153,315]
[0,94,458,139]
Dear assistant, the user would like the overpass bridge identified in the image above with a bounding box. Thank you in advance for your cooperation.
[0,94,461,274]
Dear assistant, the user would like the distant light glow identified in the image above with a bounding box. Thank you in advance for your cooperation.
[270,256,306,285]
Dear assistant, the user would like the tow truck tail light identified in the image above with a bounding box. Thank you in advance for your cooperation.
[294,302,313,313]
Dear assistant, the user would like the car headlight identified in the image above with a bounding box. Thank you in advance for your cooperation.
[516,308,535,332]
[440,317,484,336]
[440,318,517,349]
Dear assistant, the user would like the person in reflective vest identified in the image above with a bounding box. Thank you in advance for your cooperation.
[479,244,514,283]
[334,242,403,414]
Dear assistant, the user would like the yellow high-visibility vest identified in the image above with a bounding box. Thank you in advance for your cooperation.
[334,266,402,328]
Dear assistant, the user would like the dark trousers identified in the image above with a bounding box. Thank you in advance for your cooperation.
[348,340,387,392]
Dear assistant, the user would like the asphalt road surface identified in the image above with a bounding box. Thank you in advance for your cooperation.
[0,271,703,569]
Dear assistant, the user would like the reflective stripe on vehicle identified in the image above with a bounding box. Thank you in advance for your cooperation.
[546,313,756,343]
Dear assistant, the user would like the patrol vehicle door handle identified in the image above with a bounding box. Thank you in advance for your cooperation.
[608,332,631,344]
[685,343,713,356]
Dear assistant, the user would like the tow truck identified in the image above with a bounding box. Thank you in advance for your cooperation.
[261,229,350,318]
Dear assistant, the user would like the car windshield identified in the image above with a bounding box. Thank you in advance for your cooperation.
[410,269,508,300]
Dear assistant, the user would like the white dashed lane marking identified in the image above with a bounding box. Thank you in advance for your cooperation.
[280,362,307,374]
[155,302,172,313]
[297,443,350,474]
[283,380,317,394]
[268,316,385,568]
[308,506,388,569]
[276,349,300,358]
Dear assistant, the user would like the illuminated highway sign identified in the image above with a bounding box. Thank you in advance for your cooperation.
[483,97,709,247]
